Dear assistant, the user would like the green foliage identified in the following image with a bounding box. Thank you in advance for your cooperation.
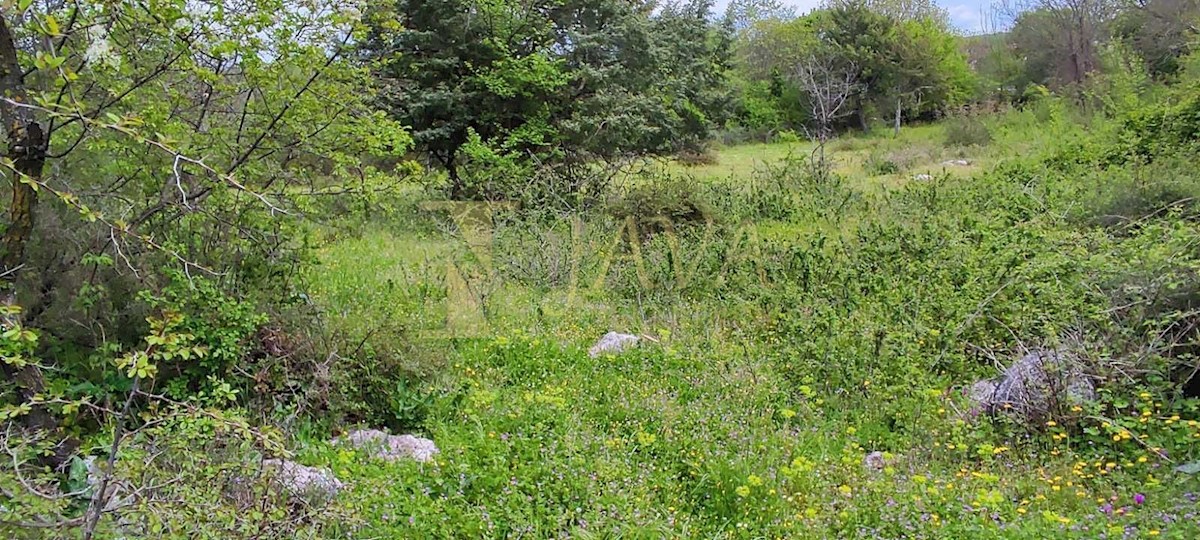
[943,117,993,147]
[733,1,973,134]
[140,272,267,400]
[11,1,1200,538]
[605,175,715,235]
[1112,0,1200,78]
[1116,84,1200,159]
[364,0,734,199]
[864,152,902,175]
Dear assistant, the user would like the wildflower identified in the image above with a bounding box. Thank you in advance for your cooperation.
[1134,493,1145,505]
[838,484,852,496]
[748,474,764,487]
[735,485,751,497]
[780,408,797,419]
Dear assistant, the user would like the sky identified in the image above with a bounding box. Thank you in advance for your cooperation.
[711,0,1001,35]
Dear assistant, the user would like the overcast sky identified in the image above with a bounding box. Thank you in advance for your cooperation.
[712,0,1001,35]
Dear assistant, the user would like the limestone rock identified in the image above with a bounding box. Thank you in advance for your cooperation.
[863,451,886,472]
[340,429,439,463]
[588,332,640,358]
[263,459,343,505]
[966,350,1096,424]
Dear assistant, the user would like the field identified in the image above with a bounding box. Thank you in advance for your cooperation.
[297,105,1200,538]
[9,3,1200,539]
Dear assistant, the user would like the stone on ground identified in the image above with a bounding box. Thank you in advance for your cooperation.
[263,459,343,505]
[965,350,1096,424]
[588,331,640,358]
[863,451,886,472]
[339,429,439,462]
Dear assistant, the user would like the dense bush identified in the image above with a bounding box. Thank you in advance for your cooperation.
[943,117,994,147]
[605,176,716,236]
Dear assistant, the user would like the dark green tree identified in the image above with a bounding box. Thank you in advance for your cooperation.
[363,0,733,200]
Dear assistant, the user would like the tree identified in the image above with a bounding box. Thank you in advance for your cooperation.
[817,4,902,130]
[724,0,799,31]
[1113,0,1200,77]
[362,0,565,198]
[1,0,407,471]
[887,16,974,133]
[1000,0,1120,87]
[824,0,949,23]
[792,52,859,165]
[733,2,971,134]
[364,0,733,201]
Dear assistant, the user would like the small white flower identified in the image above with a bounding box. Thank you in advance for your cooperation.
[83,26,119,68]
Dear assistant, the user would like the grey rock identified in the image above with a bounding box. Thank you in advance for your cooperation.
[1174,461,1200,475]
[588,331,640,358]
[263,459,343,505]
[863,451,886,472]
[912,173,934,181]
[967,350,1096,424]
[339,429,439,463]
[966,379,999,417]
[941,159,971,166]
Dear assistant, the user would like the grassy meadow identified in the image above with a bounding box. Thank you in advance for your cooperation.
[296,103,1200,538]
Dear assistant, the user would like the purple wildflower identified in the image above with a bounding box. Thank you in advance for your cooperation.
[1134,493,1146,505]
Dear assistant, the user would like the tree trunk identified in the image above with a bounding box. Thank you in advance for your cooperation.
[1,15,64,462]
[893,97,902,138]
[447,161,464,200]
[857,102,869,133]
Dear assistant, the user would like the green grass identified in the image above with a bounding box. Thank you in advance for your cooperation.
[298,108,1200,538]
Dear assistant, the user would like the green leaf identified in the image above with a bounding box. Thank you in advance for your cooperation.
[43,15,60,36]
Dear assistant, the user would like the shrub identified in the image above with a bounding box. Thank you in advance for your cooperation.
[775,130,803,143]
[943,117,993,147]
[1085,157,1200,228]
[605,176,716,237]
[863,152,902,175]
[676,146,720,167]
